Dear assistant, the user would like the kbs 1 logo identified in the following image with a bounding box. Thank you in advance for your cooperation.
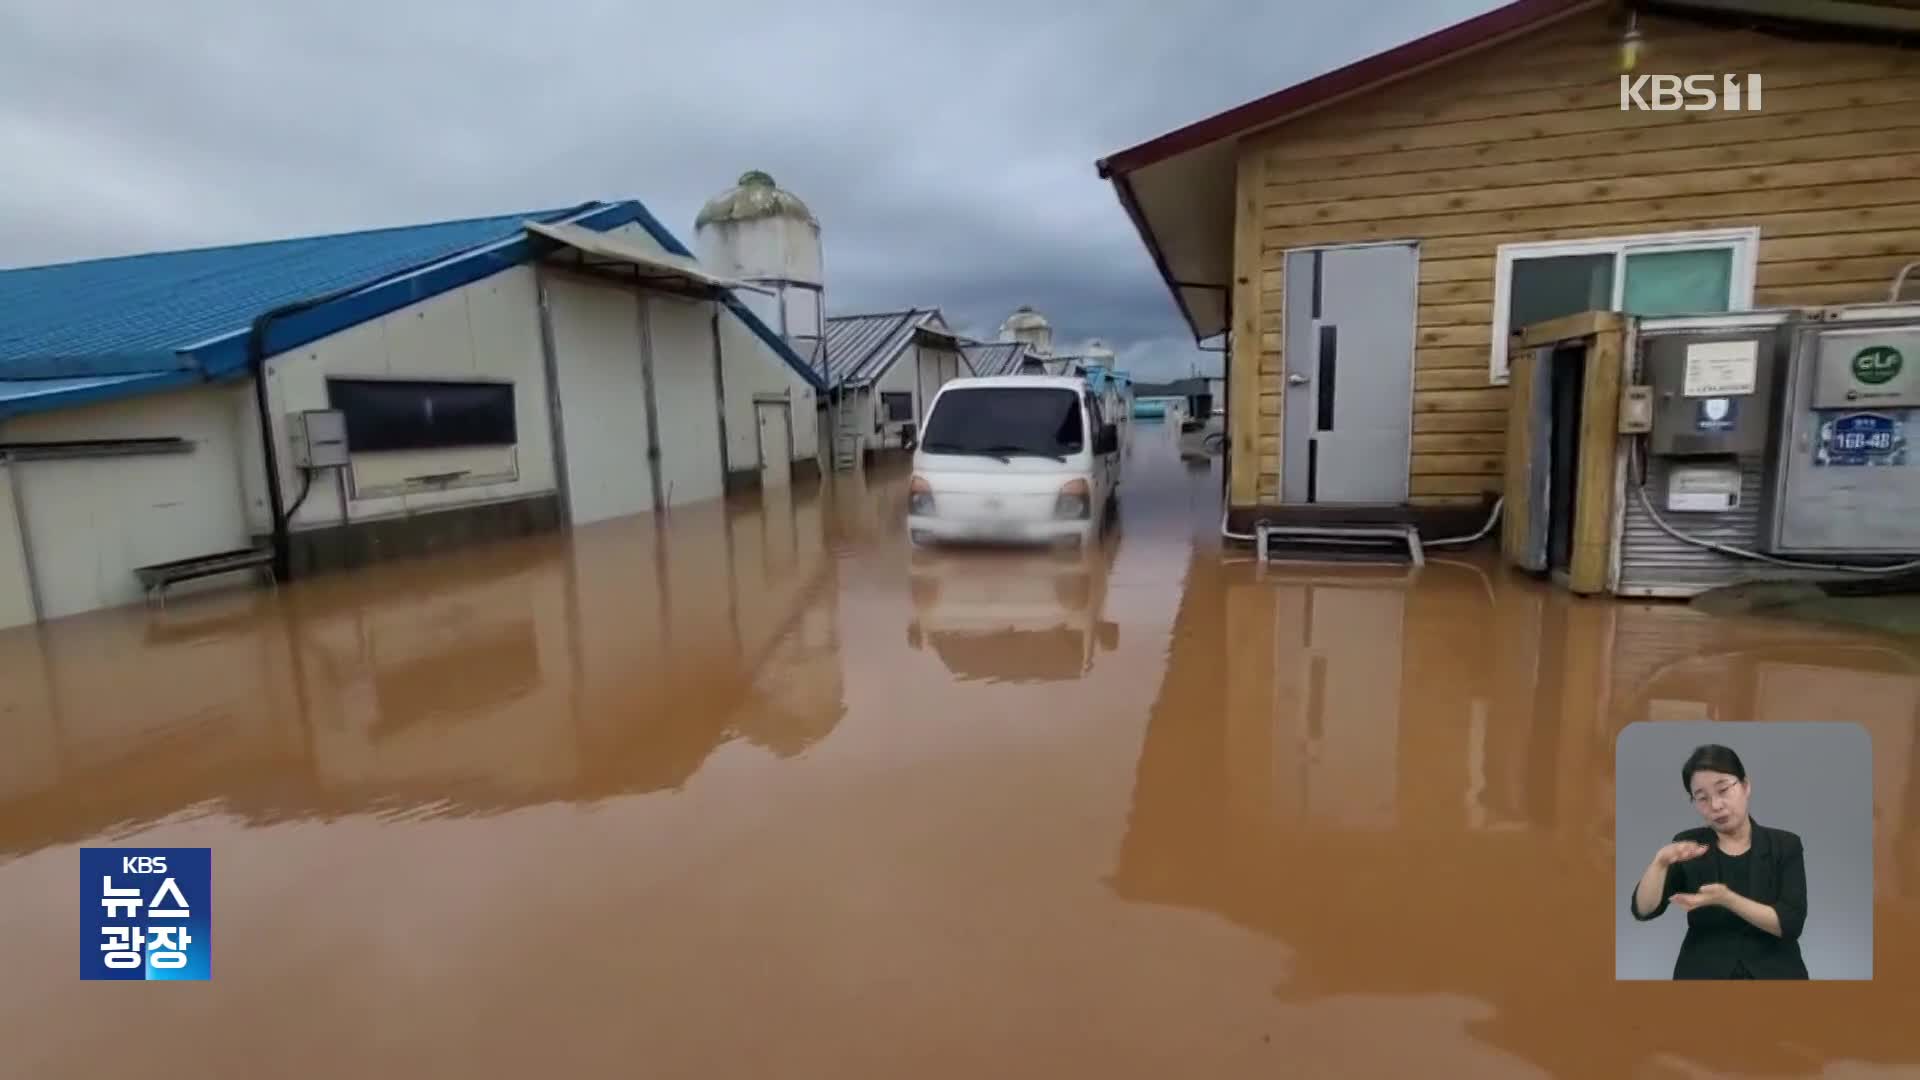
[1620,74,1763,112]
[80,848,211,980]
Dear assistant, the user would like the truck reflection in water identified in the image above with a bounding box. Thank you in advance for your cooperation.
[904,540,1119,683]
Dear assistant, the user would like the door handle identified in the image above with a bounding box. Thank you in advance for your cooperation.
[1287,373,1310,386]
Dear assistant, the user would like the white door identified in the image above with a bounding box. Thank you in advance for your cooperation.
[1281,243,1418,504]
[646,295,725,507]
[549,277,653,525]
[756,402,792,491]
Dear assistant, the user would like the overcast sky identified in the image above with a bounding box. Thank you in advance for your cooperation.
[2,0,1494,380]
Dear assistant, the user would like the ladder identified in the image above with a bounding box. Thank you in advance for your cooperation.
[833,433,862,472]
[1254,523,1426,568]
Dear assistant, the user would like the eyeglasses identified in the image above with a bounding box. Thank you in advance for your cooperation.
[1690,781,1738,808]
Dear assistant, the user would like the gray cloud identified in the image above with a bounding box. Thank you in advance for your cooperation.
[1,0,1494,379]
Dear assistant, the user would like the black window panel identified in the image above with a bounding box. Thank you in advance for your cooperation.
[328,379,517,453]
[1508,254,1615,334]
[921,387,1084,456]
[881,391,915,422]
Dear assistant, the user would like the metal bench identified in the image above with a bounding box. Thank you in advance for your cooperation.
[134,547,277,609]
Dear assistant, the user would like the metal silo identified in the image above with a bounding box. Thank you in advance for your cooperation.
[694,171,827,378]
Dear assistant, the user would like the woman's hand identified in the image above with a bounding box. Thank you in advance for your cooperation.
[1656,840,1709,867]
[1670,883,1731,911]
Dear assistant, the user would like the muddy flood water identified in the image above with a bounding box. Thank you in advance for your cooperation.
[2,423,1916,1078]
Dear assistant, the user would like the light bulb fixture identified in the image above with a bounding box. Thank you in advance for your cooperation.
[1620,13,1644,72]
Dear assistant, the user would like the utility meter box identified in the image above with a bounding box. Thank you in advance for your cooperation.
[1765,314,1920,556]
[1642,329,1783,457]
[288,409,349,469]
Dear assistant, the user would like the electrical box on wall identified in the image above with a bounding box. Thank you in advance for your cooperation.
[288,410,349,469]
[1642,331,1781,456]
[1618,386,1653,434]
[1765,315,1920,556]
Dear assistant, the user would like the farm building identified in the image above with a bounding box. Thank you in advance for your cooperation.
[1097,0,1920,537]
[0,198,825,628]
[821,309,971,460]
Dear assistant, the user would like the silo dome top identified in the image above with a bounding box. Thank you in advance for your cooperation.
[695,170,818,229]
[1001,305,1051,331]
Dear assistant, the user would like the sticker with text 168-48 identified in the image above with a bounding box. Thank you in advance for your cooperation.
[80,848,210,980]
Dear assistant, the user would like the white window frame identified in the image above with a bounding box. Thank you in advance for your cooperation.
[1487,227,1760,384]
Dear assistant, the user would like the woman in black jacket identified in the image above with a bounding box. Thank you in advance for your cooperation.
[1629,744,1811,979]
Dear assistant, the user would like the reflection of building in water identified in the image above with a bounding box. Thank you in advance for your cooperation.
[1113,553,1918,1078]
[0,484,847,855]
[1247,571,1405,828]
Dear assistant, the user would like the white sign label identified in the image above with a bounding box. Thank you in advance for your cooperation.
[1683,340,1759,397]
[1667,465,1742,512]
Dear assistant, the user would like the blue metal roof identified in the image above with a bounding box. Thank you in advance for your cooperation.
[0,206,587,374]
[0,197,826,419]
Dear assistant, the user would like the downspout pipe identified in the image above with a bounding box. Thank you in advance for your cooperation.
[250,291,359,582]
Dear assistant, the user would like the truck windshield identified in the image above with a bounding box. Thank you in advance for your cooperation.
[921,387,1084,458]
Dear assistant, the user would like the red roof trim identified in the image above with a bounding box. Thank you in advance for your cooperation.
[1096,0,1595,178]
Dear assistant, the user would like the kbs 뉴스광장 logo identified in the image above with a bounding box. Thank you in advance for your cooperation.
[80,848,211,980]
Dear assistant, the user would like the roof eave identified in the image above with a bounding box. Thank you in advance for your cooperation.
[1096,0,1597,177]
[1108,171,1211,344]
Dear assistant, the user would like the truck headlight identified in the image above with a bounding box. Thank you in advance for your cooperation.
[1054,478,1090,520]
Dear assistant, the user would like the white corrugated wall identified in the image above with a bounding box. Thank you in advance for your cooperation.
[0,386,250,621]
[264,266,562,532]
[0,461,35,629]
[717,306,818,475]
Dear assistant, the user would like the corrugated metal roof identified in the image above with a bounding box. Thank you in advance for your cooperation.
[0,198,830,419]
[0,205,595,375]
[822,308,952,388]
[960,341,1033,377]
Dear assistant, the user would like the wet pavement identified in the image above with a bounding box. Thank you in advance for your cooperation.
[1,423,1916,1078]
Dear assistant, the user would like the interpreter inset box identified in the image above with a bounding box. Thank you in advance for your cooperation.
[1615,722,1872,981]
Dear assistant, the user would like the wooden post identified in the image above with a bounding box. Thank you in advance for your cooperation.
[1228,142,1265,511]
[1501,337,1536,568]
[1569,319,1626,595]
